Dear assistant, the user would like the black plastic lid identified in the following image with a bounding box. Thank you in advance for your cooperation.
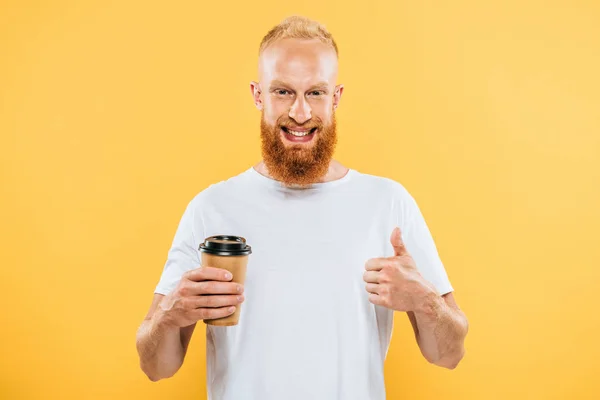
[198,235,252,256]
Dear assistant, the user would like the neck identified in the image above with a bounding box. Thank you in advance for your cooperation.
[253,159,349,185]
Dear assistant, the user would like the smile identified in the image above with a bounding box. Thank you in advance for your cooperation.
[280,127,317,143]
[282,127,317,136]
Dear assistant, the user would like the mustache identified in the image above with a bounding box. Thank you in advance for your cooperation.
[277,117,323,130]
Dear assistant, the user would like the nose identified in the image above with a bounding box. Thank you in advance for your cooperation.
[289,96,312,125]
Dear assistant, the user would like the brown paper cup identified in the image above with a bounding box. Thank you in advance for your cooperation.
[198,235,252,327]
[201,252,249,326]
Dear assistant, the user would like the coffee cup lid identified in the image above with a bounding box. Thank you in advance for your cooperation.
[199,235,252,256]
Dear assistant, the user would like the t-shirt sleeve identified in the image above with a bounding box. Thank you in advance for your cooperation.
[154,199,202,295]
[398,188,454,296]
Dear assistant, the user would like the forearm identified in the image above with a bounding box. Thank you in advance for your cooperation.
[136,311,185,381]
[413,292,468,369]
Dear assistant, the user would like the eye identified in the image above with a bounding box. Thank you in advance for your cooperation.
[275,89,290,95]
[308,90,324,97]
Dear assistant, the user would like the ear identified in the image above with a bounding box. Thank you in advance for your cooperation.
[250,81,263,111]
[333,84,344,110]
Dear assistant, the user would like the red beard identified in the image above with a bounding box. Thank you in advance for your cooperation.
[260,112,337,187]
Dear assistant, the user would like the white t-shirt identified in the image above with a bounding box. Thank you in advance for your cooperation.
[154,167,453,400]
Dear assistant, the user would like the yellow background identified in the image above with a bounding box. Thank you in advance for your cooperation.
[1,0,599,399]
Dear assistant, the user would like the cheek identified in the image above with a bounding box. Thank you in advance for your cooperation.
[264,103,288,125]
[314,108,332,123]
[313,100,334,117]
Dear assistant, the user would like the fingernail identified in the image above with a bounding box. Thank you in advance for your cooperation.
[225,272,232,280]
[228,306,236,313]
[237,295,244,302]
[236,285,242,293]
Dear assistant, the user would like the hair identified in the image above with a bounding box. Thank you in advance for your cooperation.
[259,15,339,58]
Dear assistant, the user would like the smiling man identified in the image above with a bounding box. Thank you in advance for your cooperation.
[255,32,341,186]
[136,15,469,400]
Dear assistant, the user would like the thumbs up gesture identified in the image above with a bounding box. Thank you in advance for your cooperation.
[363,227,439,312]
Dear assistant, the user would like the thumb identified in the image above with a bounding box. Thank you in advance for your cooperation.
[390,227,408,257]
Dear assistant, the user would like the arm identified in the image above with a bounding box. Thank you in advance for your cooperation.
[136,267,244,381]
[364,227,468,370]
[407,291,468,369]
[136,294,197,381]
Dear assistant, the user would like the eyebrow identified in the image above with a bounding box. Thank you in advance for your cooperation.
[269,80,330,91]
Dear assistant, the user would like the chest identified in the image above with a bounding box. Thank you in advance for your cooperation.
[200,192,396,340]
[200,194,395,285]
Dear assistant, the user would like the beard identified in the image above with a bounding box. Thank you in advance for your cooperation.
[260,111,337,187]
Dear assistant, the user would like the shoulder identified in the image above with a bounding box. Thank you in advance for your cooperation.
[186,168,253,209]
[351,170,414,201]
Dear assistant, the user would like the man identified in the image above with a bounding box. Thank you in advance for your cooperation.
[136,15,468,400]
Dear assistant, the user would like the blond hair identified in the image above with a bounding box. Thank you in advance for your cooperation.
[259,15,339,58]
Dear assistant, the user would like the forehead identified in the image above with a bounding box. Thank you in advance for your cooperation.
[259,38,338,87]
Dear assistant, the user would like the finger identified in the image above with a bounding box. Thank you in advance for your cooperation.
[188,281,243,295]
[185,266,233,282]
[368,293,385,306]
[390,227,409,257]
[190,294,244,308]
[195,306,237,321]
[363,271,380,283]
[365,283,380,294]
[365,257,390,271]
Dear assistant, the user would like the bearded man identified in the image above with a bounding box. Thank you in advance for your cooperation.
[136,15,468,400]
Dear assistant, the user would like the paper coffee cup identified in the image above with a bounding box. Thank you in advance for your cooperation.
[199,235,251,326]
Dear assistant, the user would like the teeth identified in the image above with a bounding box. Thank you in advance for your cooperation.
[286,129,312,137]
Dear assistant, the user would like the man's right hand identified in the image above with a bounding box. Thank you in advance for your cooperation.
[155,266,245,328]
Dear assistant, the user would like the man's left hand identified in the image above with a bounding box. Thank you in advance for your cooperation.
[363,227,439,312]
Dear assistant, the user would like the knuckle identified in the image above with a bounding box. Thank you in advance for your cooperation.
[185,268,200,280]
[198,308,210,320]
[178,284,188,297]
[199,306,218,318]
[208,282,221,294]
[178,297,191,309]
[207,307,232,319]
[379,272,389,283]
[370,294,381,305]
[198,282,210,294]
[204,295,217,307]
[386,265,399,276]
[207,308,222,319]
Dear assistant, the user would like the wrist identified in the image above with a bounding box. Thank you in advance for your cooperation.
[151,303,177,331]
[414,289,445,320]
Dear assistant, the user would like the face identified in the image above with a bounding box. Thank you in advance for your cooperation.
[251,38,344,186]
